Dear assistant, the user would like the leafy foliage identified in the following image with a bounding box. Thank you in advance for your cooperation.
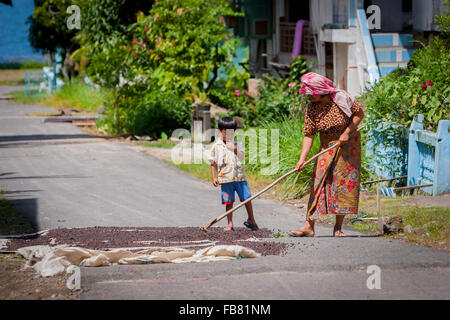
[223,75,309,127]
[86,0,243,137]
[28,0,79,57]
[360,36,450,131]
[78,0,154,52]
[126,0,242,95]
[436,0,450,35]
[288,55,311,83]
[360,34,449,178]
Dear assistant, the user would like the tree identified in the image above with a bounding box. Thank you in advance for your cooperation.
[28,0,80,78]
[127,0,242,96]
[78,0,154,53]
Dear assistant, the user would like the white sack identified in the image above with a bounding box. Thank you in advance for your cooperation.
[17,244,260,277]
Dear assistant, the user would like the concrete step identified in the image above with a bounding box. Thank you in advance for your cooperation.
[375,48,415,63]
[371,33,414,47]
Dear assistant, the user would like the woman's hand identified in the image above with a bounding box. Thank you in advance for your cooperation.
[338,131,350,146]
[295,159,306,172]
[296,135,314,172]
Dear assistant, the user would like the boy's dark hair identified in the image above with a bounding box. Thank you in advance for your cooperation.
[218,116,237,130]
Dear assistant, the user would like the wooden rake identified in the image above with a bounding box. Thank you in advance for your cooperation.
[200,126,364,232]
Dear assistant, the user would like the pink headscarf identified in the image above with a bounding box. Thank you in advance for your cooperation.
[299,72,355,117]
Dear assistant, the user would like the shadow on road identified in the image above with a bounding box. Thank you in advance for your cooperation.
[1,189,41,195]
[0,172,15,177]
[0,134,95,142]
[0,174,91,180]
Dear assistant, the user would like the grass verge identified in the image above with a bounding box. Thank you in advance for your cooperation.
[354,195,450,249]
[8,81,109,112]
[137,140,177,149]
[0,61,48,70]
[0,189,35,235]
[0,69,42,86]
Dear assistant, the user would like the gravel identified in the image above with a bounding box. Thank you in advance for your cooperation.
[6,226,289,256]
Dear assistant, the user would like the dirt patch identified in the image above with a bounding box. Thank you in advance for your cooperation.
[0,253,80,300]
[0,69,38,86]
[5,226,289,257]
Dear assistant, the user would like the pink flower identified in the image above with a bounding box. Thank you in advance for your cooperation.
[288,83,292,87]
[234,90,240,97]
[427,126,432,130]
[292,82,297,86]
[427,81,432,87]
[421,84,427,90]
[282,91,286,95]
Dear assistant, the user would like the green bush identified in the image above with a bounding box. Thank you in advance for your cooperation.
[288,55,311,83]
[361,36,450,131]
[86,0,242,137]
[435,0,450,35]
[97,89,191,138]
[222,75,310,127]
[359,35,449,178]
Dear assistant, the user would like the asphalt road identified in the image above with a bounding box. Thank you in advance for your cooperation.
[0,86,449,300]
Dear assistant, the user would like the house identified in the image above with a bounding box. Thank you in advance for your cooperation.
[229,0,446,97]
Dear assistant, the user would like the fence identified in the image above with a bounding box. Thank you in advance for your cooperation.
[24,71,48,96]
[407,114,450,196]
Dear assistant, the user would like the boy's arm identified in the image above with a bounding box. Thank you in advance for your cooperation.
[210,163,219,187]
[208,144,219,187]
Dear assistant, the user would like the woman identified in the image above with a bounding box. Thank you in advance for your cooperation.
[290,72,364,237]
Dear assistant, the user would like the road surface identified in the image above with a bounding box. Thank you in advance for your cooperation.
[0,86,449,300]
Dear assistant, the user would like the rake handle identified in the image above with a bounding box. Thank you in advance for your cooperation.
[200,126,363,231]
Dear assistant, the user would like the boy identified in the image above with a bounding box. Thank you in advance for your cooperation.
[208,117,259,232]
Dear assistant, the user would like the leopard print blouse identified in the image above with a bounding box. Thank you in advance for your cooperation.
[302,100,363,137]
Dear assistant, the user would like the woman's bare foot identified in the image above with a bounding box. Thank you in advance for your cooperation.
[334,215,346,237]
[290,220,315,237]
[333,227,346,237]
[289,229,315,237]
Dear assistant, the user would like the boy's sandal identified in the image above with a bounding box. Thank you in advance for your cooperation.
[288,230,315,237]
[223,226,234,232]
[243,221,258,231]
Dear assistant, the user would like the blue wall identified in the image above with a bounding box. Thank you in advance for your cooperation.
[0,0,45,63]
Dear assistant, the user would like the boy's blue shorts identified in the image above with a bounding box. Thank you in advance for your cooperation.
[221,181,252,205]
